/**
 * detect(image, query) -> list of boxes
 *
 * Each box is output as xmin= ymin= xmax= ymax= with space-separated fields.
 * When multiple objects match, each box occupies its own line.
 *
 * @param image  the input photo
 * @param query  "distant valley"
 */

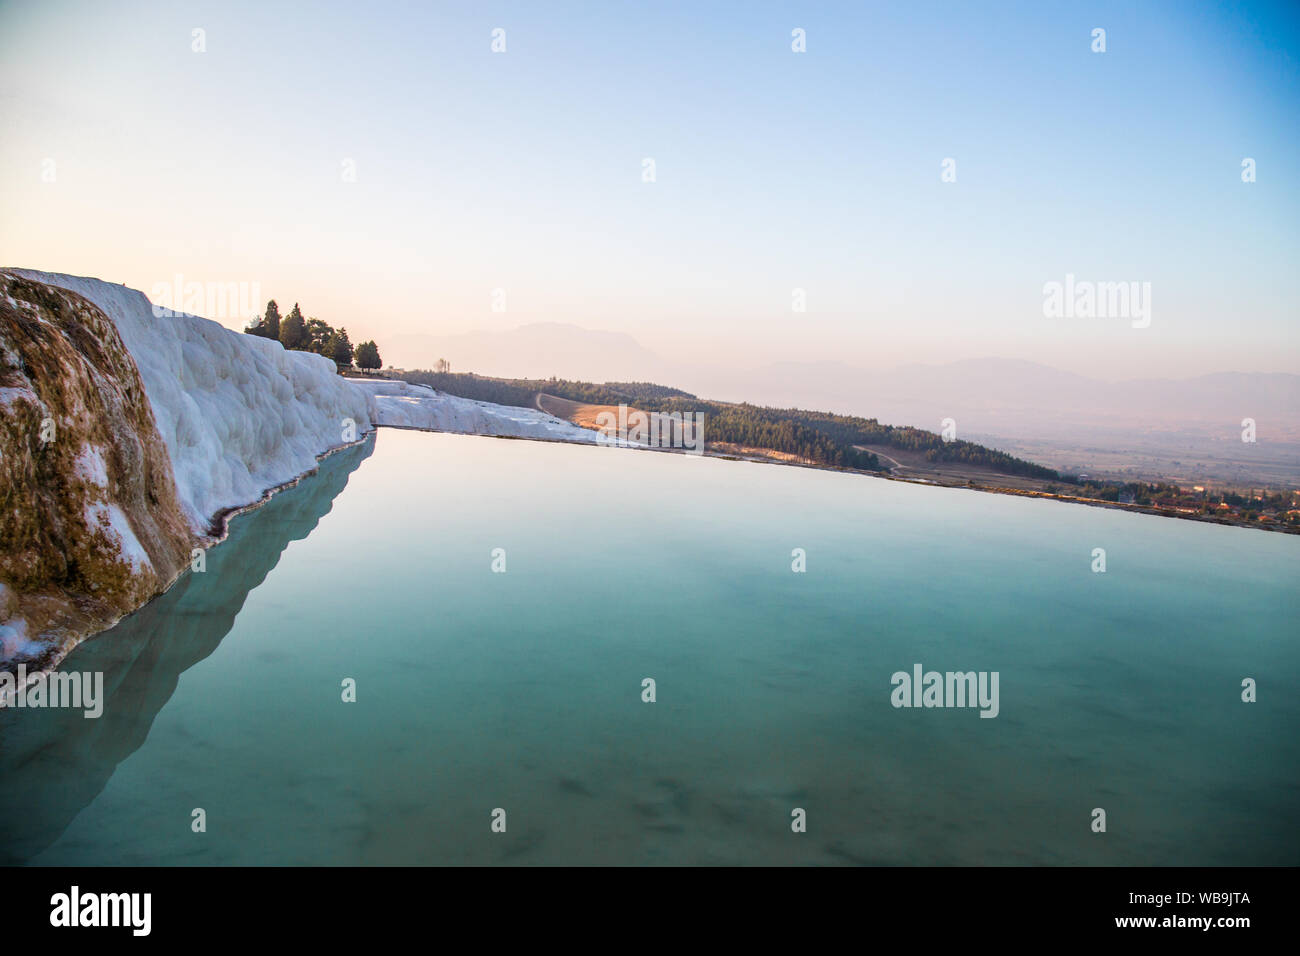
xmin=389 ymin=325 xmax=1300 ymax=489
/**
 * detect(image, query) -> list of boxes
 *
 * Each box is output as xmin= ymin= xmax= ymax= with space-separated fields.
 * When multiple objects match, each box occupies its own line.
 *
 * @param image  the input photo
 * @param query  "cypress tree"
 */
xmin=263 ymin=300 xmax=281 ymax=340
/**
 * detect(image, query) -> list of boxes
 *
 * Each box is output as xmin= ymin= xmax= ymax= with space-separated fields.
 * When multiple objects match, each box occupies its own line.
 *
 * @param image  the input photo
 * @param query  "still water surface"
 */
xmin=2 ymin=429 xmax=1296 ymax=864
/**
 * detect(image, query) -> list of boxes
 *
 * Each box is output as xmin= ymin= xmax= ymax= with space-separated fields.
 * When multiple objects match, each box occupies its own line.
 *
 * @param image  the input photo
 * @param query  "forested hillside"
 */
xmin=398 ymin=371 xmax=1062 ymax=480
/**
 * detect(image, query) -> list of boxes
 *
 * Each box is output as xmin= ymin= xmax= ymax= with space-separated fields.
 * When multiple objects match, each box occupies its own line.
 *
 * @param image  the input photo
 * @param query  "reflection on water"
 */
xmin=0 ymin=438 xmax=372 ymax=863
xmin=3 ymin=430 xmax=1298 ymax=866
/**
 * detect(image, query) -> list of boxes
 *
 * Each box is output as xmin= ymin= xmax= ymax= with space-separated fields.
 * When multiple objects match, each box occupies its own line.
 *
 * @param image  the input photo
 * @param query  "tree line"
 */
xmin=396 ymin=371 xmax=1066 ymax=477
xmin=245 ymin=300 xmax=382 ymax=371
xmin=548 ymin=380 xmax=1053 ymax=477
xmin=368 ymin=368 xmax=1300 ymax=525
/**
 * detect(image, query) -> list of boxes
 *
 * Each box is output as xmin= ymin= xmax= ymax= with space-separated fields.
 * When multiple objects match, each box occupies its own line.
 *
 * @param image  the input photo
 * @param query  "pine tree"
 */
xmin=331 ymin=327 xmax=354 ymax=367
xmin=323 ymin=332 xmax=341 ymax=365
xmin=279 ymin=303 xmax=306 ymax=350
xmin=305 ymin=317 xmax=332 ymax=354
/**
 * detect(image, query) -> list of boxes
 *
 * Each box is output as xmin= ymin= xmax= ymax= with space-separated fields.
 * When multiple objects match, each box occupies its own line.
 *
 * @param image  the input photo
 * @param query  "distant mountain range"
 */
xmin=390 ymin=325 xmax=1300 ymax=444
xmin=741 ymin=359 xmax=1300 ymax=441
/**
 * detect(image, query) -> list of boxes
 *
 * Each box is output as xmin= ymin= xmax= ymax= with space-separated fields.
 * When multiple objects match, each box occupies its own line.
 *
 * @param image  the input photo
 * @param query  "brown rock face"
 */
xmin=0 ymin=272 xmax=196 ymax=673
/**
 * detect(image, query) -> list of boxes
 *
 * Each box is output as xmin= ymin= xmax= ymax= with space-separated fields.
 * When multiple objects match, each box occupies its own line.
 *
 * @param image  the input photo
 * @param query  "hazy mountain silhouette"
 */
xmin=742 ymin=358 xmax=1300 ymax=438
xmin=391 ymin=325 xmax=1298 ymax=440
xmin=389 ymin=324 xmax=1298 ymax=483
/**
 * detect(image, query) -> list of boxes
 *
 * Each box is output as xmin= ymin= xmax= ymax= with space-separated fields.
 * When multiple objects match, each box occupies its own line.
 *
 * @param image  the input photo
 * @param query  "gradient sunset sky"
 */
xmin=1 ymin=0 xmax=1296 ymax=379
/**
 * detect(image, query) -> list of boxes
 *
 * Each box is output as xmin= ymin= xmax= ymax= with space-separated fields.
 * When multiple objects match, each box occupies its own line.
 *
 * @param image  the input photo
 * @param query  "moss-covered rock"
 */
xmin=0 ymin=272 xmax=195 ymax=672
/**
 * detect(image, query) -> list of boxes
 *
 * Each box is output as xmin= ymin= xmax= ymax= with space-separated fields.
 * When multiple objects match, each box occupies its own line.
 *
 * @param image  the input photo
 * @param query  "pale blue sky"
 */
xmin=1 ymin=0 xmax=1296 ymax=377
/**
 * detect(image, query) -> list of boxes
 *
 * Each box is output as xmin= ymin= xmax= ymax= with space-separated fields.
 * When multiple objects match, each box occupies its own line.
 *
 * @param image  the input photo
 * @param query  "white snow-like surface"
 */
xmin=86 ymin=502 xmax=152 ymax=572
xmin=0 ymin=582 xmax=34 ymax=658
xmin=12 ymin=270 xmax=373 ymax=535
xmin=0 ymin=386 xmax=33 ymax=408
xmin=74 ymin=444 xmax=109 ymax=487
xmin=349 ymin=378 xmax=597 ymax=442
xmin=0 ymin=617 xmax=35 ymax=660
